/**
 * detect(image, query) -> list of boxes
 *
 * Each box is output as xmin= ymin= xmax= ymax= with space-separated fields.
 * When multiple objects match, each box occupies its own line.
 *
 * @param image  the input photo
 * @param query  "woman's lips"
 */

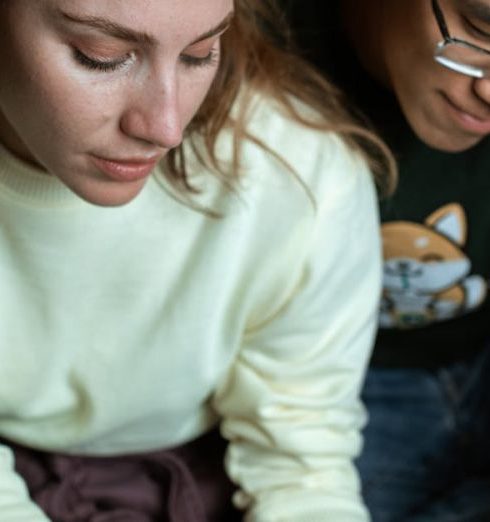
xmin=442 ymin=93 xmax=490 ymax=135
xmin=91 ymin=155 xmax=160 ymax=182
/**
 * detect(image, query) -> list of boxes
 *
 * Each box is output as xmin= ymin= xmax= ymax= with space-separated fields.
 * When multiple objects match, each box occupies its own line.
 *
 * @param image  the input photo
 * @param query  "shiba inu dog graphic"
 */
xmin=380 ymin=203 xmax=487 ymax=328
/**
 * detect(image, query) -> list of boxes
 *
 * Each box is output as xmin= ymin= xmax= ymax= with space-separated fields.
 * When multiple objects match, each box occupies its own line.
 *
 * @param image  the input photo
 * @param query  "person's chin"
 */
xmin=407 ymin=110 xmax=484 ymax=153
xmin=66 ymin=176 xmax=148 ymax=207
xmin=421 ymin=128 xmax=483 ymax=153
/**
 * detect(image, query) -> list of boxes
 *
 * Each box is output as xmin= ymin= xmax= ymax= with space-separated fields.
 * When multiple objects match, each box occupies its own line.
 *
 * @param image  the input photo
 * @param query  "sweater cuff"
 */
xmin=238 ymin=487 xmax=370 ymax=522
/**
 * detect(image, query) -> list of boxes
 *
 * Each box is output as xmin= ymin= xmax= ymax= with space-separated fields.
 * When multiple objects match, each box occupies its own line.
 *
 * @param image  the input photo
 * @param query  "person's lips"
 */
xmin=91 ymin=155 xmax=160 ymax=182
xmin=442 ymin=93 xmax=490 ymax=135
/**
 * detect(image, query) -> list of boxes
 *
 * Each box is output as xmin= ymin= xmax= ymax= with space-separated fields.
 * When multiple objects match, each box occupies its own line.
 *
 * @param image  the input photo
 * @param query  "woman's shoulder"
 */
xmin=178 ymin=89 xmax=376 ymax=221
xmin=237 ymin=90 xmax=374 ymax=198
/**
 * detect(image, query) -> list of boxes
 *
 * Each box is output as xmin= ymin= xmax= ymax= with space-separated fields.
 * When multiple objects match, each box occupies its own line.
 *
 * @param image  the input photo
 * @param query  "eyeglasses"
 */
xmin=432 ymin=0 xmax=490 ymax=78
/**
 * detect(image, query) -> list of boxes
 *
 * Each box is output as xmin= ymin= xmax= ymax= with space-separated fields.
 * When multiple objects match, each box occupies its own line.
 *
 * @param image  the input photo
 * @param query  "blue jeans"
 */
xmin=356 ymin=347 xmax=490 ymax=522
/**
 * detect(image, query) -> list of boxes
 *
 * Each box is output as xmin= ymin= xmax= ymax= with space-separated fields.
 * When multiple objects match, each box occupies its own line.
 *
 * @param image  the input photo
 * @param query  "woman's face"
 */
xmin=0 ymin=0 xmax=233 ymax=206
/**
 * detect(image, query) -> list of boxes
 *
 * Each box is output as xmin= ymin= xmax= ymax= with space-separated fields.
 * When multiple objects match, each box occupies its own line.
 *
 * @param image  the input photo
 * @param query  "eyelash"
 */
xmin=180 ymin=49 xmax=220 ymax=68
xmin=72 ymin=47 xmax=219 ymax=73
xmin=73 ymin=48 xmax=131 ymax=72
xmin=462 ymin=15 xmax=490 ymax=41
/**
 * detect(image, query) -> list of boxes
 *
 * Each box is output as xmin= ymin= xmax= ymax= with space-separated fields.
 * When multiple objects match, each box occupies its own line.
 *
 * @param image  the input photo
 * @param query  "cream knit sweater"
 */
xmin=0 ymin=96 xmax=380 ymax=521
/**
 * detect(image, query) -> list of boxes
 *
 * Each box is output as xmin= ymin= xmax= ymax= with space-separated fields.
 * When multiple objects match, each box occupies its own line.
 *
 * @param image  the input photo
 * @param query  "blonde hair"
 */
xmin=165 ymin=0 xmax=397 ymax=196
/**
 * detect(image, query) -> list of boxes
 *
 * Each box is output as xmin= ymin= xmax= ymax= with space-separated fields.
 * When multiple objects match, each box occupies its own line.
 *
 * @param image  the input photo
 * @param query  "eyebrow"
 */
xmin=57 ymin=9 xmax=234 ymax=46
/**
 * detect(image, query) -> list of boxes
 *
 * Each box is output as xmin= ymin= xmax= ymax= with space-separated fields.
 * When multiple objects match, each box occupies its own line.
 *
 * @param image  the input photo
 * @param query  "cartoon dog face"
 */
xmin=383 ymin=228 xmax=469 ymax=294
xmin=380 ymin=203 xmax=486 ymax=328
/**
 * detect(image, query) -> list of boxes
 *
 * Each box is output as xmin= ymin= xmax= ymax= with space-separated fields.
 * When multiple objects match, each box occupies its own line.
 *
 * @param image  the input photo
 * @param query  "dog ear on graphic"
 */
xmin=425 ymin=203 xmax=466 ymax=246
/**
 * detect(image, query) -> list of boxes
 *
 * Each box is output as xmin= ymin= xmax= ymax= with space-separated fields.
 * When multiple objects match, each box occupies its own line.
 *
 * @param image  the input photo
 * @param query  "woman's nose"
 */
xmin=120 ymin=75 xmax=183 ymax=150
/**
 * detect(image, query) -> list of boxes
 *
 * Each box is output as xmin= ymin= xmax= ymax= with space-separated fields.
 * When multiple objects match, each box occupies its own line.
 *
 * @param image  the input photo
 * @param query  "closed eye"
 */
xmin=72 ymin=48 xmax=134 ymax=72
xmin=462 ymin=14 xmax=490 ymax=42
xmin=180 ymin=49 xmax=219 ymax=68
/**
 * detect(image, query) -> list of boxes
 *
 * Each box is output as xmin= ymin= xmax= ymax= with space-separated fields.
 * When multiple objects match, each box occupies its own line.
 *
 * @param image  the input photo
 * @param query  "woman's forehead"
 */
xmin=38 ymin=0 xmax=234 ymax=46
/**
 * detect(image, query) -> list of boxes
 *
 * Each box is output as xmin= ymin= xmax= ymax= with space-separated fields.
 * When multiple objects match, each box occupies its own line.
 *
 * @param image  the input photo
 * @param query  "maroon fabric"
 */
xmin=4 ymin=430 xmax=241 ymax=522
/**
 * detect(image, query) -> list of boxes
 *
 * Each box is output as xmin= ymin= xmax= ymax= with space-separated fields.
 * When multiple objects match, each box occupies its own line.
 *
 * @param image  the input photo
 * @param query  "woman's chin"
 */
xmin=65 ymin=176 xmax=149 ymax=207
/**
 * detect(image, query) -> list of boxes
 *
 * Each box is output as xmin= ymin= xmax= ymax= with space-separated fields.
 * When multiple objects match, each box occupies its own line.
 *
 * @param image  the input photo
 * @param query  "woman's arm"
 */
xmin=213 ymin=135 xmax=380 ymax=521
xmin=0 ymin=444 xmax=50 ymax=521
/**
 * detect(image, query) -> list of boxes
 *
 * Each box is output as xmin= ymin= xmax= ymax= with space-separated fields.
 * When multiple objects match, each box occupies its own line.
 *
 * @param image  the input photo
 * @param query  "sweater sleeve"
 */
xmin=212 ymin=140 xmax=380 ymax=521
xmin=0 ymin=444 xmax=50 ymax=521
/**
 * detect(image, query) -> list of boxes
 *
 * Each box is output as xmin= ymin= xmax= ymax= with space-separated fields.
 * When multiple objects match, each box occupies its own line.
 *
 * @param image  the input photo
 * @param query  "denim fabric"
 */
xmin=356 ymin=346 xmax=490 ymax=522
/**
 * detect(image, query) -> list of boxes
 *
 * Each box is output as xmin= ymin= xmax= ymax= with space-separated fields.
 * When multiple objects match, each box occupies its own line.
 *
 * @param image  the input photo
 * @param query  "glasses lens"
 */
xmin=435 ymin=41 xmax=488 ymax=77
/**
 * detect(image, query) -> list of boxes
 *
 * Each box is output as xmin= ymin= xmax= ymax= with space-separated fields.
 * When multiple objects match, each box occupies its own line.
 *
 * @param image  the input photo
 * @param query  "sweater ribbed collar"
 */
xmin=0 ymin=145 xmax=85 ymax=208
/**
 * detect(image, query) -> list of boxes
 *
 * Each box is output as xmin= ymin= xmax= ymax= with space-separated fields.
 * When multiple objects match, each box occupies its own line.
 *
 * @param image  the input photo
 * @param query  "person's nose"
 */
xmin=472 ymin=77 xmax=490 ymax=109
xmin=120 ymin=71 xmax=183 ymax=150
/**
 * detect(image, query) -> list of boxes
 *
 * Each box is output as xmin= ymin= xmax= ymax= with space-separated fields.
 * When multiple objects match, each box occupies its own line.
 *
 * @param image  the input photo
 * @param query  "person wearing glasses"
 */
xmin=281 ymin=0 xmax=490 ymax=520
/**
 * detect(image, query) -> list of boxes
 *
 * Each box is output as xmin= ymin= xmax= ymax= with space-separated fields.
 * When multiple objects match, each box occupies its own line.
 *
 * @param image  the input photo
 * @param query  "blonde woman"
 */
xmin=0 ymin=0 xmax=392 ymax=520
